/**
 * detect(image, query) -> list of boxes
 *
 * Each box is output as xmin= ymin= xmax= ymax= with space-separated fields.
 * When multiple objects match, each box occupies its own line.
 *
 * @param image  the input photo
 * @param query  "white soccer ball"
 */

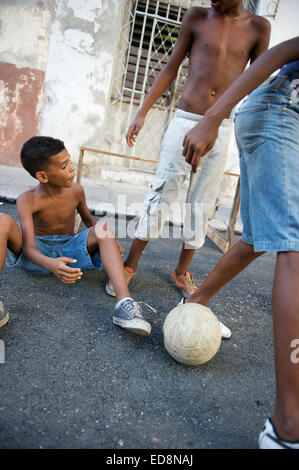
xmin=163 ymin=303 xmax=222 ymax=366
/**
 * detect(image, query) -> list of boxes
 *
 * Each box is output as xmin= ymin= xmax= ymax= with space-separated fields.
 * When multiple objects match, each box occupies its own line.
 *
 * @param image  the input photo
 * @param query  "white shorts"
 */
xmin=135 ymin=109 xmax=231 ymax=248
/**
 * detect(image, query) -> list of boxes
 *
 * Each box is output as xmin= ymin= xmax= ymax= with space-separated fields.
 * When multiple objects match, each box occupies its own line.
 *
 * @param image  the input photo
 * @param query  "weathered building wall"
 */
xmin=0 ymin=0 xmax=122 ymax=169
xmin=259 ymin=0 xmax=299 ymax=47
xmin=1 ymin=0 xmax=298 ymax=179
xmin=38 ymin=0 xmax=122 ymax=168
xmin=0 ymin=63 xmax=45 ymax=165
xmin=0 ymin=0 xmax=53 ymax=166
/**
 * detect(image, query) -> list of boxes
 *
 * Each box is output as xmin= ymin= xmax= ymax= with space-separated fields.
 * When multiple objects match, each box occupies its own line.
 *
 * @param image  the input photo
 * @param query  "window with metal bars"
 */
xmin=123 ymin=0 xmax=188 ymax=107
xmin=243 ymin=0 xmax=260 ymax=14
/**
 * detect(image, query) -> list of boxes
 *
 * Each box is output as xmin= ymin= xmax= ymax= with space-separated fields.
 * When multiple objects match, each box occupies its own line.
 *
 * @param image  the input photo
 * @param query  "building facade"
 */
xmin=0 ymin=0 xmax=297 ymax=187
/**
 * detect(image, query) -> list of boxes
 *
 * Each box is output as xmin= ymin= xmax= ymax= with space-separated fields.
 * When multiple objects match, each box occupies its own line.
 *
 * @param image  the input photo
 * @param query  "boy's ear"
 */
xmin=35 ymin=171 xmax=48 ymax=183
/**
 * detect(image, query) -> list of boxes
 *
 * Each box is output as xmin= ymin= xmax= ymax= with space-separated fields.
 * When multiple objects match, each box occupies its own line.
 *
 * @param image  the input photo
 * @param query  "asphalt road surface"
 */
xmin=0 ymin=202 xmax=277 ymax=449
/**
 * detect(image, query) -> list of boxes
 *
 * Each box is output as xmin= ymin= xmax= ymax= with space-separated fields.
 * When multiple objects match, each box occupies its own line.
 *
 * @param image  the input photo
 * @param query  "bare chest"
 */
xmin=190 ymin=19 xmax=256 ymax=64
xmin=33 ymin=195 xmax=79 ymax=234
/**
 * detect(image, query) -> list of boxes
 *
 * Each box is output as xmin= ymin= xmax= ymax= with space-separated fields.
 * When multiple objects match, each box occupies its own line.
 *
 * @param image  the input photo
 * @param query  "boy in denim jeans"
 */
xmin=182 ymin=37 xmax=299 ymax=449
xmin=0 ymin=136 xmax=152 ymax=336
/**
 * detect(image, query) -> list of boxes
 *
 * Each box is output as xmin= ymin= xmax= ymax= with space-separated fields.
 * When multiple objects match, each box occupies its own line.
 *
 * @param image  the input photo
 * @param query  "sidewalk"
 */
xmin=0 ymin=164 xmax=242 ymax=234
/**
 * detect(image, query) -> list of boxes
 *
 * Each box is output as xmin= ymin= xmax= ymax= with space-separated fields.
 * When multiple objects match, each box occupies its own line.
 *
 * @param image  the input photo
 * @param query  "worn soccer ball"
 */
xmin=163 ymin=303 xmax=222 ymax=366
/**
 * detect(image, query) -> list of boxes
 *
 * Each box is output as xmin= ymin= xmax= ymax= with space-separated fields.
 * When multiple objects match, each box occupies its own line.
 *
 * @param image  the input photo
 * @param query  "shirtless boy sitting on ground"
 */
xmin=106 ymin=0 xmax=271 ymax=309
xmin=0 ymin=136 xmax=151 ymax=336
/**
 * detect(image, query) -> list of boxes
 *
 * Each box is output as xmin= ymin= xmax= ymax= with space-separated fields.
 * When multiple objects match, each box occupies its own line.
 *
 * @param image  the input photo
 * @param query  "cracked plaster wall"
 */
xmin=1 ymin=0 xmax=298 ymax=178
xmin=0 ymin=0 xmax=121 ymax=168
xmin=0 ymin=0 xmax=53 ymax=165
xmin=259 ymin=0 xmax=299 ymax=47
xmin=38 ymin=0 xmax=122 ymax=167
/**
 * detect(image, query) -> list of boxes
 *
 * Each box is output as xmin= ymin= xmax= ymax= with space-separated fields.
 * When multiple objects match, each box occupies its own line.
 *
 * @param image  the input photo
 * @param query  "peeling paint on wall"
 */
xmin=0 ymin=0 xmax=53 ymax=166
xmin=39 ymin=0 xmax=122 ymax=161
xmin=0 ymin=62 xmax=45 ymax=166
xmin=0 ymin=1 xmax=53 ymax=71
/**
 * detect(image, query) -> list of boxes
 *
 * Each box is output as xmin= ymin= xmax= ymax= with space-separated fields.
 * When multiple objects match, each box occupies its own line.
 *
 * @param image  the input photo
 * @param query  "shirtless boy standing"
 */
xmin=0 ymin=136 xmax=151 ymax=336
xmin=105 ymin=0 xmax=271 ymax=301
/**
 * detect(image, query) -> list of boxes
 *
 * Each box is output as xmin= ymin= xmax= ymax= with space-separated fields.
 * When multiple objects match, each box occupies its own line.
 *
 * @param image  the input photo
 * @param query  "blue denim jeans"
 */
xmin=235 ymin=75 xmax=299 ymax=252
xmin=6 ymin=228 xmax=102 ymax=274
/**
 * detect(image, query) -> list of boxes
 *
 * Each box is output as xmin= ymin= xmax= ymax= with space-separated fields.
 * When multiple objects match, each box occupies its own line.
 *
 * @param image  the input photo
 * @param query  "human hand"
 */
xmin=49 ymin=257 xmax=82 ymax=284
xmin=126 ymin=114 xmax=145 ymax=148
xmin=183 ymin=116 xmax=220 ymax=173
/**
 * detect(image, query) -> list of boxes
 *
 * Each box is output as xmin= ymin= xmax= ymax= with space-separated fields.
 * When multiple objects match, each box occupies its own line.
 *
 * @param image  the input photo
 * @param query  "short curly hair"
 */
xmin=21 ymin=136 xmax=65 ymax=178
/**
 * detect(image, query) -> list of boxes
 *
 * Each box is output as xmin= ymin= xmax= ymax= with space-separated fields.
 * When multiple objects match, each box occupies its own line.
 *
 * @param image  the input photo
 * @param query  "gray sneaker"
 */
xmin=0 ymin=301 xmax=9 ymax=329
xmin=113 ymin=299 xmax=152 ymax=336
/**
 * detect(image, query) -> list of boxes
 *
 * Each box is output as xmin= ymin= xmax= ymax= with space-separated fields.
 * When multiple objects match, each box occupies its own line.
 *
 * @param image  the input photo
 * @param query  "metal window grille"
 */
xmin=261 ymin=0 xmax=280 ymax=18
xmin=243 ymin=0 xmax=260 ymax=13
xmin=100 ymin=0 xmax=194 ymax=171
xmin=121 ymin=1 xmax=188 ymax=106
xmin=100 ymin=0 xmax=260 ymax=173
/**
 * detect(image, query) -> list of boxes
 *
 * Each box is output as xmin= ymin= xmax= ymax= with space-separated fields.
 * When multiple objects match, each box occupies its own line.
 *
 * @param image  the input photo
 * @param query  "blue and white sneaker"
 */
xmin=177 ymin=298 xmax=231 ymax=339
xmin=259 ymin=418 xmax=299 ymax=449
xmin=0 ymin=300 xmax=9 ymax=329
xmin=113 ymin=298 xmax=152 ymax=336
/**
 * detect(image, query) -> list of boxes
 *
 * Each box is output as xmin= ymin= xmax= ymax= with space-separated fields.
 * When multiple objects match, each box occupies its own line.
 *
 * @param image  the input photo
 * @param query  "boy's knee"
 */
xmin=240 ymin=240 xmax=261 ymax=259
xmin=0 ymin=213 xmax=15 ymax=234
xmin=94 ymin=220 xmax=115 ymax=240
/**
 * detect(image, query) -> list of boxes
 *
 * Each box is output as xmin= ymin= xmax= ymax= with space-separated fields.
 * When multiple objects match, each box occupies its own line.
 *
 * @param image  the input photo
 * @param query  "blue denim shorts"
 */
xmin=6 ymin=228 xmax=102 ymax=274
xmin=235 ymin=75 xmax=299 ymax=252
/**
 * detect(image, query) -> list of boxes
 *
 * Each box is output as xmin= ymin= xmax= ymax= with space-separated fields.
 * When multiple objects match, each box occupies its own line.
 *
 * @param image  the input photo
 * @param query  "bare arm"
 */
xmin=183 ymin=36 xmax=299 ymax=173
xmin=17 ymin=194 xmax=82 ymax=284
xmin=126 ymin=8 xmax=194 ymax=147
xmin=17 ymin=193 xmax=54 ymax=270
xmin=75 ymin=184 xmax=96 ymax=228
xmin=249 ymin=16 xmax=271 ymax=63
xmin=75 ymin=184 xmax=124 ymax=255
